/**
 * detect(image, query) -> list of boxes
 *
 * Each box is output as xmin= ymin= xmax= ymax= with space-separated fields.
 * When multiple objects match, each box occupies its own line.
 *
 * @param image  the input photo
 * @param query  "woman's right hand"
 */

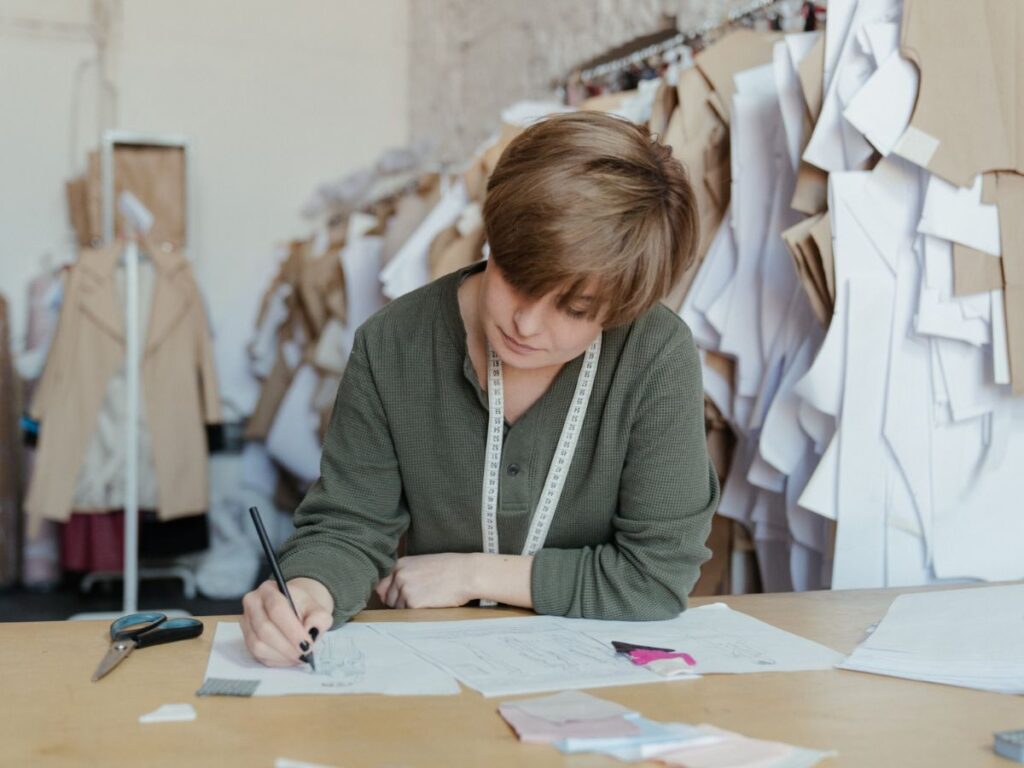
xmin=241 ymin=577 xmax=335 ymax=667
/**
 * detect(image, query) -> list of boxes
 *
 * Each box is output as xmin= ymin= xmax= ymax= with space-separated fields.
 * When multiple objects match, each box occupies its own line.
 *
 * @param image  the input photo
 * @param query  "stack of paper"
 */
xmin=498 ymin=691 xmax=836 ymax=766
xmin=840 ymin=584 xmax=1024 ymax=695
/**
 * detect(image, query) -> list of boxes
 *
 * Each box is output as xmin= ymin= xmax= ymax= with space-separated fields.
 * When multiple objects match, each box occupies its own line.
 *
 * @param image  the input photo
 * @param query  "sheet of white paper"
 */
xmin=760 ymin=320 xmax=823 ymax=477
xmin=917 ymin=175 xmax=1001 ymax=256
xmin=775 ymin=38 xmax=811 ymax=170
xmin=803 ymin=0 xmax=899 ymax=172
xmin=884 ymin=240 xmax=935 ymax=558
xmin=575 ymin=603 xmax=843 ymax=674
xmin=275 ymin=759 xmax=338 ymax=768
xmin=786 ymin=30 xmax=822 ymax=74
xmin=682 ymin=215 xmax=736 ymax=349
xmin=821 ymin=0 xmax=857 ymax=94
xmin=841 ymin=584 xmax=1024 ymax=694
xmin=798 ymin=399 xmax=834 ymax=455
xmin=930 ymin=400 xmax=1024 ymax=581
xmin=380 ymin=179 xmax=467 ymax=299
xmin=796 ymin=159 xmax=912 ymax=425
xmin=138 ymin=703 xmax=196 ymax=724
xmin=843 ymin=51 xmax=919 ymax=157
xmin=378 ymin=617 xmax=667 ymax=698
xmin=719 ymin=66 xmax=781 ymax=399
xmin=338 ymin=232 xmax=385 ymax=360
xmin=915 ymin=236 xmax=991 ymax=346
xmin=797 ymin=429 xmax=838 ymax=521
xmin=786 ymin=447 xmax=832 ymax=565
xmin=202 ymin=622 xmax=461 ymax=696
xmin=758 ymin=194 xmax=803 ymax=403
xmin=832 ymin=276 xmax=893 ymax=589
xmin=717 ymin=438 xmax=759 ymax=527
xmin=991 ymin=289 xmax=1011 ymax=385
xmin=860 ymin=20 xmax=900 ymax=64
xmin=934 ymin=337 xmax=1005 ymax=421
xmin=265 ymin=364 xmax=323 ymax=485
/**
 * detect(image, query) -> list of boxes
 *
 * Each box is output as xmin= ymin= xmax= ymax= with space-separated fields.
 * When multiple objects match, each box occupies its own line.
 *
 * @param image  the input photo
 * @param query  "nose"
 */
xmin=513 ymin=301 xmax=544 ymax=338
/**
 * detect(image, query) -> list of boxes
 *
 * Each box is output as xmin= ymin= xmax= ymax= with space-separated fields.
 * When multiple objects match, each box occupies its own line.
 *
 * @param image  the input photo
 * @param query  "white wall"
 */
xmin=0 ymin=0 xmax=409 ymax=414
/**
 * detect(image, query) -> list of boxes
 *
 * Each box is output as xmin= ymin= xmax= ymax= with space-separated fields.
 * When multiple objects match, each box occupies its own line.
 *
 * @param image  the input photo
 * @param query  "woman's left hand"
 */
xmin=375 ymin=553 xmax=479 ymax=609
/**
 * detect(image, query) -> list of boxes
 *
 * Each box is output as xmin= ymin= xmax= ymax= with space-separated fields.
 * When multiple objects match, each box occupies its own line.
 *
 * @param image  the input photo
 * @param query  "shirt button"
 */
xmin=506 ymin=463 xmax=521 ymax=477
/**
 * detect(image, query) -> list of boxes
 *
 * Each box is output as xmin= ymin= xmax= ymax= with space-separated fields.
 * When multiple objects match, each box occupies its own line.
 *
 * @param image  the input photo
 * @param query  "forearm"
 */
xmin=471 ymin=553 xmax=534 ymax=608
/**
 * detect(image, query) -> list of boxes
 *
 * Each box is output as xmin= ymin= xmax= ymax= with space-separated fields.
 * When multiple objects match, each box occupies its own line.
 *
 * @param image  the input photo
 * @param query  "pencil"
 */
xmin=248 ymin=505 xmax=316 ymax=671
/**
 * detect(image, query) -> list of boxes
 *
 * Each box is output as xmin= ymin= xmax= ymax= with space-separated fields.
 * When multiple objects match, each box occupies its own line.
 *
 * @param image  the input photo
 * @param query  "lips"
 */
xmin=500 ymin=328 xmax=538 ymax=354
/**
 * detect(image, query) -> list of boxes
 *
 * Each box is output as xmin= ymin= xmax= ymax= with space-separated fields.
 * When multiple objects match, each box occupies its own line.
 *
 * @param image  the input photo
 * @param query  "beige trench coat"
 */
xmin=25 ymin=241 xmax=221 ymax=534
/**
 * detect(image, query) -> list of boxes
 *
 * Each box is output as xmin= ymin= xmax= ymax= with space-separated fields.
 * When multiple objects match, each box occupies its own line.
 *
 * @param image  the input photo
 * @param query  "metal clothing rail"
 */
xmin=574 ymin=0 xmax=792 ymax=83
xmin=72 ymin=131 xmax=194 ymax=620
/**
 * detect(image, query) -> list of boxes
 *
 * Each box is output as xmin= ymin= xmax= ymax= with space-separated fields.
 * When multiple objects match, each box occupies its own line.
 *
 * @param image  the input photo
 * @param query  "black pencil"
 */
xmin=248 ymin=505 xmax=316 ymax=671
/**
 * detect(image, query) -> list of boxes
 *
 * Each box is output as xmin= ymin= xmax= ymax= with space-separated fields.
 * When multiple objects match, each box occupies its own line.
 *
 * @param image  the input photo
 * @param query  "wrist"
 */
xmin=463 ymin=553 xmax=487 ymax=601
xmin=288 ymin=577 xmax=335 ymax=614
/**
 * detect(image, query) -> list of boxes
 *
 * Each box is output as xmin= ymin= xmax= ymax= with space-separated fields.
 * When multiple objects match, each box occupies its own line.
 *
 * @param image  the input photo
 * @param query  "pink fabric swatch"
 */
xmin=498 ymin=707 xmax=643 ymax=744
xmin=628 ymin=649 xmax=697 ymax=667
xmin=659 ymin=725 xmax=794 ymax=768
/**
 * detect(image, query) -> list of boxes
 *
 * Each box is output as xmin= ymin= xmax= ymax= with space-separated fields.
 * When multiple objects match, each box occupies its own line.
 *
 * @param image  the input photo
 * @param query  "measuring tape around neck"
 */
xmin=479 ymin=336 xmax=601 ymax=605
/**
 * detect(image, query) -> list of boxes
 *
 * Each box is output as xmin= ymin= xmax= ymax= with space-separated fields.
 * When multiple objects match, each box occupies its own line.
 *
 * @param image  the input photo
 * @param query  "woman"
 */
xmin=242 ymin=111 xmax=720 ymax=667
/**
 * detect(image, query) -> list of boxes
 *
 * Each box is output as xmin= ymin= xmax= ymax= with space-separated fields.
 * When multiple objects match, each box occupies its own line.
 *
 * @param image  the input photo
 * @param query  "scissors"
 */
xmin=92 ymin=612 xmax=204 ymax=681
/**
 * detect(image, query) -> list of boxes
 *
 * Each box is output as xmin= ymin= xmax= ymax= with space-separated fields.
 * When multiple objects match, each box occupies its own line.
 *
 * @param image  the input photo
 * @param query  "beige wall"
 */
xmin=0 ymin=0 xmax=409 ymax=413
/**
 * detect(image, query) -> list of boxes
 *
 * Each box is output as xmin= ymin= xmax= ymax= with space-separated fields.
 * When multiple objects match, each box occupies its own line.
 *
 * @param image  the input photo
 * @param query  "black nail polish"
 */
xmin=299 ymin=640 xmax=310 ymax=652
xmin=310 ymin=628 xmax=319 ymax=641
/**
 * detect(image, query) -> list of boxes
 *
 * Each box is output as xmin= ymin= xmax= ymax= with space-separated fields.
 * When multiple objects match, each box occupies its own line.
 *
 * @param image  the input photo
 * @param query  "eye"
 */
xmin=564 ymin=307 xmax=589 ymax=320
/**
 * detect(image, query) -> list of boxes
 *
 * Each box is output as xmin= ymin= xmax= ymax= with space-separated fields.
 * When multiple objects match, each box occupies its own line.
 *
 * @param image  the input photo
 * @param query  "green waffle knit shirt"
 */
xmin=277 ymin=263 xmax=720 ymax=626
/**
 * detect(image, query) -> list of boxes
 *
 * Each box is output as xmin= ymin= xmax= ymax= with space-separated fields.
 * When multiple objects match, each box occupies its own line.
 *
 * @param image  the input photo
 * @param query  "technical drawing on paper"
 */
xmin=379 ymin=617 xmax=669 ymax=697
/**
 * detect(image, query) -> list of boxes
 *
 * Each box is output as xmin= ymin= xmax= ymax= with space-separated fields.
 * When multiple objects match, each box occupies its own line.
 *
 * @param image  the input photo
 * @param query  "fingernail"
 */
xmin=310 ymin=628 xmax=319 ymax=641
xmin=299 ymin=640 xmax=310 ymax=652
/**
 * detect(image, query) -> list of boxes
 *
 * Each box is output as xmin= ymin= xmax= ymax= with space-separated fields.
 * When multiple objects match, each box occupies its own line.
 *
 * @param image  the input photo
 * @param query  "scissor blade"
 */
xmin=92 ymin=640 xmax=135 ymax=681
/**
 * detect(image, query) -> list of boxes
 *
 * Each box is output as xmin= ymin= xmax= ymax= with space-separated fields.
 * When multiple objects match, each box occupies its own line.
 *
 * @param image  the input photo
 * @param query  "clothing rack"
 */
xmin=571 ymin=0 xmax=803 ymax=84
xmin=72 ymin=131 xmax=194 ymax=619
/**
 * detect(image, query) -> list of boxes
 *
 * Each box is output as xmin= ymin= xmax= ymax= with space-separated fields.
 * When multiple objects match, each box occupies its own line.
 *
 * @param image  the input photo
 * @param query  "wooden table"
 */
xmin=0 ymin=585 xmax=1019 ymax=767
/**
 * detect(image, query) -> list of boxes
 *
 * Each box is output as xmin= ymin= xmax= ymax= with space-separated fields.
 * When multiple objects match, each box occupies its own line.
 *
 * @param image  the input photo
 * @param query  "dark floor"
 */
xmin=0 ymin=572 xmax=260 ymax=622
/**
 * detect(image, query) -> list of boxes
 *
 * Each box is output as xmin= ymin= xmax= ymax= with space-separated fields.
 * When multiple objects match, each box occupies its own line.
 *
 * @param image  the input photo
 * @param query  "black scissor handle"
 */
xmin=110 ymin=612 xmax=167 ymax=641
xmin=134 ymin=617 xmax=204 ymax=648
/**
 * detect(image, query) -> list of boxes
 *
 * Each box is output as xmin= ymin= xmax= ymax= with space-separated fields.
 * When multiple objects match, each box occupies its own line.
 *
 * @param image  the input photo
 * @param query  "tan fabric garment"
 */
xmin=71 ymin=261 xmax=159 ymax=511
xmin=25 ymin=241 xmax=221 ymax=533
xmin=661 ymin=66 xmax=730 ymax=311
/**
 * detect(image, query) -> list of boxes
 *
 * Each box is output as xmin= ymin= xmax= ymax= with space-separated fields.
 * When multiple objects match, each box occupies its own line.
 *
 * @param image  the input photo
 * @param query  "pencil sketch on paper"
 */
xmin=201 ymin=622 xmax=460 ymax=696
xmin=315 ymin=633 xmax=367 ymax=687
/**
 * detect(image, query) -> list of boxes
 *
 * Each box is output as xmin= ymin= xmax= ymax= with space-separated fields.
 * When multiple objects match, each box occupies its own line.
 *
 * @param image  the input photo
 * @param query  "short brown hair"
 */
xmin=482 ymin=111 xmax=698 ymax=327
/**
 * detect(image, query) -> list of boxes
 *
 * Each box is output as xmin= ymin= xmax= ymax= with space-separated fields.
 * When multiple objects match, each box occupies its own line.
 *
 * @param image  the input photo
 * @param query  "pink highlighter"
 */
xmin=612 ymin=640 xmax=697 ymax=668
